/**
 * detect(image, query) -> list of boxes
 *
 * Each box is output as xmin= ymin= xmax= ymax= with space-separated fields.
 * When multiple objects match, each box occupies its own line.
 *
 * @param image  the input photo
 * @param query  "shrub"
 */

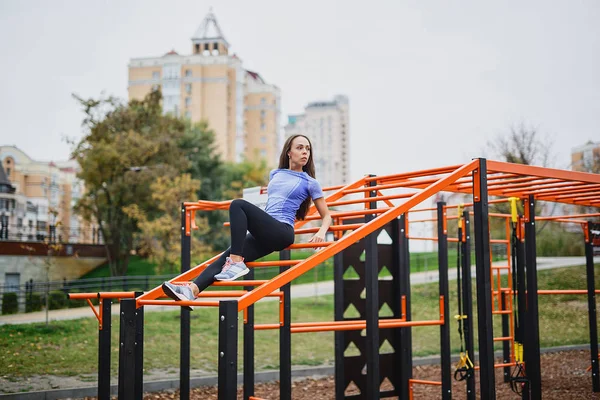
xmin=2 ymin=292 xmax=19 ymax=315
xmin=26 ymin=293 xmax=43 ymax=313
xmin=48 ymin=290 xmax=68 ymax=310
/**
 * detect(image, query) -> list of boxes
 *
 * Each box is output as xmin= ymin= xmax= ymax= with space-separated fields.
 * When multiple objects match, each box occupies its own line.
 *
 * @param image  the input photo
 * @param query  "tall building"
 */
xmin=127 ymin=10 xmax=280 ymax=168
xmin=0 ymin=146 xmax=96 ymax=244
xmin=571 ymin=141 xmax=600 ymax=172
xmin=284 ymin=95 xmax=350 ymax=188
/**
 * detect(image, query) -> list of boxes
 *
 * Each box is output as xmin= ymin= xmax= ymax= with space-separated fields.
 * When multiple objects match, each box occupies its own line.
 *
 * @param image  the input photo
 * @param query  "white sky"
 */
xmin=1 ymin=0 xmax=598 ymax=181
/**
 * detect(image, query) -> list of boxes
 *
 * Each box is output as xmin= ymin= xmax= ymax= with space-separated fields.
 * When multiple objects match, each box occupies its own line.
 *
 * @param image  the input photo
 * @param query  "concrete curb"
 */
xmin=0 ymin=344 xmax=592 ymax=399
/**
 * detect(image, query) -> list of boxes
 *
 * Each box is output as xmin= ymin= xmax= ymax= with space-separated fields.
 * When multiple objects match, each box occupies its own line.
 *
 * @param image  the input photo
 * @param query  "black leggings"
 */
xmin=193 ymin=199 xmax=295 ymax=292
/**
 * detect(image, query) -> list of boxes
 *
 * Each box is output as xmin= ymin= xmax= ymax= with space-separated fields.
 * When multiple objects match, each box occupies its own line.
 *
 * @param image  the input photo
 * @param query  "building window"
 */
xmin=260 ymin=97 xmax=266 ymax=105
xmin=260 ymin=110 xmax=266 ymax=118
xmin=260 ymin=149 xmax=267 ymax=157
xmin=152 ymin=71 xmax=160 ymax=79
xmin=185 ymin=111 xmax=191 ymax=119
xmin=185 ymin=97 xmax=191 ymax=107
xmin=185 ymin=83 xmax=192 ymax=94
xmin=6 ymin=168 xmax=10 ymax=176
xmin=261 ymin=123 xmax=266 ymax=131
xmin=260 ymin=136 xmax=267 ymax=144
xmin=185 ymin=69 xmax=192 ymax=77
xmin=17 ymin=218 xmax=22 ymax=228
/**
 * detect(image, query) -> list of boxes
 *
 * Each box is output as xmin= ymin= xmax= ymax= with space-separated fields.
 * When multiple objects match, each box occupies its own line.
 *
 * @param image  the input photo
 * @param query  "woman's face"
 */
xmin=288 ymin=136 xmax=311 ymax=169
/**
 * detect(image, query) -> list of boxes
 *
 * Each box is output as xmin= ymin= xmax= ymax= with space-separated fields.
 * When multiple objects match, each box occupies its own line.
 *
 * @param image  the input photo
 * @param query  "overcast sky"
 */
xmin=0 ymin=0 xmax=598 ymax=181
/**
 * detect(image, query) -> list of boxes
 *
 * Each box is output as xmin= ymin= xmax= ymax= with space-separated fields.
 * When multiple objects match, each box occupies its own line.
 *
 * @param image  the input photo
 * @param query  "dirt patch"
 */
xmin=76 ymin=349 xmax=598 ymax=400
xmin=3 ymin=349 xmax=599 ymax=399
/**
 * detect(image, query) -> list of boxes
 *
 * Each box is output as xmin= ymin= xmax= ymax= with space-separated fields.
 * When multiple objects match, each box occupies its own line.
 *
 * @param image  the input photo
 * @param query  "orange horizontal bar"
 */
xmin=291 ymin=318 xmax=444 ymax=333
xmin=494 ymin=336 xmax=513 ymax=342
xmin=327 ymin=192 xmax=415 ymax=207
xmin=536 ymin=213 xmax=600 ymax=220
xmin=407 ymin=236 xmax=439 ymax=241
xmin=211 ymin=280 xmax=269 ymax=286
xmin=69 ymin=292 xmax=136 ymax=300
xmin=254 ymin=324 xmax=282 ymax=330
xmin=366 ymin=164 xmax=467 ymax=183
xmin=303 ymin=207 xmax=391 ymax=222
xmin=409 ymin=218 xmax=436 ymax=223
xmin=538 ymin=290 xmax=600 ymax=295
xmin=246 ymin=260 xmax=300 ymax=267
xmin=294 ymin=223 xmax=363 ymax=234
xmin=492 ymin=310 xmax=512 ymax=315
xmin=288 ymin=242 xmax=335 ymax=249
xmin=137 ymin=300 xmax=220 ymax=307
xmin=409 ymin=379 xmax=442 ymax=386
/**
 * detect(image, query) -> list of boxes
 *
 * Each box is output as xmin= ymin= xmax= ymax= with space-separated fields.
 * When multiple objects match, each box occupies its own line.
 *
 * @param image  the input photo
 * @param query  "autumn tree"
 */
xmin=123 ymin=174 xmax=211 ymax=274
xmin=73 ymin=90 xmax=192 ymax=276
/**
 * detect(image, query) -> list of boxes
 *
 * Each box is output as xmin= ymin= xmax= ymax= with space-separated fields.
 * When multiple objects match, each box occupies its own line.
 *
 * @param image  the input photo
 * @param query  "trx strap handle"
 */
xmin=453 ymin=205 xmax=474 ymax=381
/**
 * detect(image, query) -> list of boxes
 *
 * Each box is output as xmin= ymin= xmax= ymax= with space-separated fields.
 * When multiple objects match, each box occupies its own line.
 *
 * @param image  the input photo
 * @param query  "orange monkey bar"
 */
xmin=68 ymin=292 xmax=136 ymax=329
xmin=409 ymin=379 xmax=442 ymax=400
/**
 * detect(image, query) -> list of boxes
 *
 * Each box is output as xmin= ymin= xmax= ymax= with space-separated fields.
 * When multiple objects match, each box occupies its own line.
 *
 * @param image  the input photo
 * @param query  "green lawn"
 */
xmin=1 ymin=264 xmax=597 ymax=380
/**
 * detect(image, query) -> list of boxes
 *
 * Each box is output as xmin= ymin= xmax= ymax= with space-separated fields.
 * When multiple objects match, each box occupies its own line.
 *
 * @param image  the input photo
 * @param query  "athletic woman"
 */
xmin=162 ymin=134 xmax=331 ymax=306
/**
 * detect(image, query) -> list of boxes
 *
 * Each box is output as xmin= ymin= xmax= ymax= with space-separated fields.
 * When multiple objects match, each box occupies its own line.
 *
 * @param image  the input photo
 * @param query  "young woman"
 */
xmin=162 ymin=134 xmax=331 ymax=306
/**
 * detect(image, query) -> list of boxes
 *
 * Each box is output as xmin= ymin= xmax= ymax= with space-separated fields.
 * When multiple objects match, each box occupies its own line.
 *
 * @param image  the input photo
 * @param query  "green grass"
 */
xmin=80 ymin=256 xmax=159 ymax=279
xmin=1 ymin=264 xmax=597 ymax=379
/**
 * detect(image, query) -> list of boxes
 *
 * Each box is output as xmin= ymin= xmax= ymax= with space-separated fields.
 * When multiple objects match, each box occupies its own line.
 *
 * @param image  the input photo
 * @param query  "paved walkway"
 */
xmin=0 ymin=256 xmax=595 ymax=326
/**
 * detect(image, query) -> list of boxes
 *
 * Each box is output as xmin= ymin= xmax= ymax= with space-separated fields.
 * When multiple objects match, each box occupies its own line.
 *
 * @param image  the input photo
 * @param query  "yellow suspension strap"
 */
xmin=454 ymin=205 xmax=474 ymax=381
xmin=508 ymin=197 xmax=528 ymax=395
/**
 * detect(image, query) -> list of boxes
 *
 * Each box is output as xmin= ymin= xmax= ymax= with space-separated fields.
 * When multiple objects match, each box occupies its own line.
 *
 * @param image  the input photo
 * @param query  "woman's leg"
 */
xmin=192 ymin=233 xmax=274 ymax=293
xmin=229 ymin=199 xmax=295 ymax=256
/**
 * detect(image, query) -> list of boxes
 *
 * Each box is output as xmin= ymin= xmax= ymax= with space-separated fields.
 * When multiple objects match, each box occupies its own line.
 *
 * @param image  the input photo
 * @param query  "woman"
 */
xmin=162 ymin=134 xmax=331 ymax=306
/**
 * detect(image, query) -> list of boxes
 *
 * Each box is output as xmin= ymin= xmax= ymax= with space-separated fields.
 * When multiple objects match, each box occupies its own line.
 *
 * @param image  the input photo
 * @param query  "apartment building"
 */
xmin=284 ymin=95 xmax=350 ymax=188
xmin=0 ymin=146 xmax=97 ymax=243
xmin=128 ymin=10 xmax=280 ymax=168
xmin=571 ymin=141 xmax=600 ymax=172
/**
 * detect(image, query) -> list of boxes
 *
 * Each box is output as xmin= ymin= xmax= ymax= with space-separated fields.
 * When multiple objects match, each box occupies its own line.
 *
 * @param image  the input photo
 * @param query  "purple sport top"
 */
xmin=264 ymin=169 xmax=324 ymax=226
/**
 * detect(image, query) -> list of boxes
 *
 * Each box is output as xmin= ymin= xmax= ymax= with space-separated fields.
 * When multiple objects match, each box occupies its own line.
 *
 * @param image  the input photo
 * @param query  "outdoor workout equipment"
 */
xmin=69 ymin=159 xmax=599 ymax=400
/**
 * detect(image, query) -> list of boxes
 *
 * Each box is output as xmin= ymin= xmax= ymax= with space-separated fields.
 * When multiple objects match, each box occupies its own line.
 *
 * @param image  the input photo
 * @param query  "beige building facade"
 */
xmin=0 ymin=146 xmax=97 ymax=244
xmin=128 ymin=11 xmax=280 ymax=168
xmin=284 ymin=95 xmax=350 ymax=188
xmin=571 ymin=141 xmax=600 ymax=172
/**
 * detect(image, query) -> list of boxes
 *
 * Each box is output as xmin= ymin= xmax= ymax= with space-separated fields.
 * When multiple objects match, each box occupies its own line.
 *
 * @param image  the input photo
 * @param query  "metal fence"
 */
xmin=0 ymin=275 xmax=177 ymax=314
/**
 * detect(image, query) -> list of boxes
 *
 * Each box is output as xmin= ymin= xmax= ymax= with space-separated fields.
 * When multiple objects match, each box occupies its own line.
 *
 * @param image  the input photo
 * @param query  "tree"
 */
xmin=123 ymin=174 xmax=210 ymax=274
xmin=73 ymin=90 xmax=191 ymax=276
xmin=486 ymin=122 xmax=557 ymax=236
xmin=487 ymin=122 xmax=554 ymax=167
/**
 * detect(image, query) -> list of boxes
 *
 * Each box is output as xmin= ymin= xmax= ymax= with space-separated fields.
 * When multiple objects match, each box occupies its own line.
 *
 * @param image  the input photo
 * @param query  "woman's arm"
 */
xmin=308 ymin=197 xmax=332 ymax=244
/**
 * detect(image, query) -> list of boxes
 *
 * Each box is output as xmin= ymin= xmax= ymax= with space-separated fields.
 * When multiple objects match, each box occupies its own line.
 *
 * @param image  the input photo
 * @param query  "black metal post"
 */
xmin=218 ymin=300 xmax=239 ymax=400
xmin=118 ymin=298 xmax=143 ymax=399
xmin=180 ymin=204 xmax=191 ymax=400
xmin=585 ymin=222 xmax=599 ymax=392
xmin=134 ymin=291 xmax=144 ymax=400
xmin=243 ymin=266 xmax=255 ymax=400
xmin=437 ymin=203 xmax=452 ymax=400
xmin=365 ymin=178 xmax=380 ymax=399
xmin=501 ymin=291 xmax=510 ymax=383
xmin=333 ymin=247 xmax=345 ymax=399
xmin=472 ymin=159 xmax=495 ymax=399
xmin=516 ymin=215 xmax=528 ymax=400
xmin=524 ymin=195 xmax=541 ymax=400
xmin=397 ymin=214 xmax=412 ymax=399
xmin=462 ymin=211 xmax=476 ymax=400
xmin=98 ymin=298 xmax=112 ymax=400
xmin=279 ymin=249 xmax=292 ymax=400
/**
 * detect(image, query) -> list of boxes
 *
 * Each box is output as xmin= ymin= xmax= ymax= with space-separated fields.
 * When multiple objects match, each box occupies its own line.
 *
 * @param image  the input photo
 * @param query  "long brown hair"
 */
xmin=278 ymin=135 xmax=316 ymax=221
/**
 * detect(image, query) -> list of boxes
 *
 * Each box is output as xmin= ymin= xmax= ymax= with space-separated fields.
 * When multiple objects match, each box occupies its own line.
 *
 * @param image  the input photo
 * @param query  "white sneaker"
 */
xmin=162 ymin=281 xmax=195 ymax=311
xmin=214 ymin=257 xmax=250 ymax=281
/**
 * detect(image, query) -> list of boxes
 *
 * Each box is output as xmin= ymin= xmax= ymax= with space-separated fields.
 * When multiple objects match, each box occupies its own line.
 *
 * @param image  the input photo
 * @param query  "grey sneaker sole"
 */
xmin=215 ymin=267 xmax=250 ymax=281
xmin=161 ymin=283 xmax=194 ymax=311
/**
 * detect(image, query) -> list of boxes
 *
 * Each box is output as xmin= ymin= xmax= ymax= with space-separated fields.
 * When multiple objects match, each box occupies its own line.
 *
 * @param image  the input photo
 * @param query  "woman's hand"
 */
xmin=308 ymin=232 xmax=326 ymax=244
